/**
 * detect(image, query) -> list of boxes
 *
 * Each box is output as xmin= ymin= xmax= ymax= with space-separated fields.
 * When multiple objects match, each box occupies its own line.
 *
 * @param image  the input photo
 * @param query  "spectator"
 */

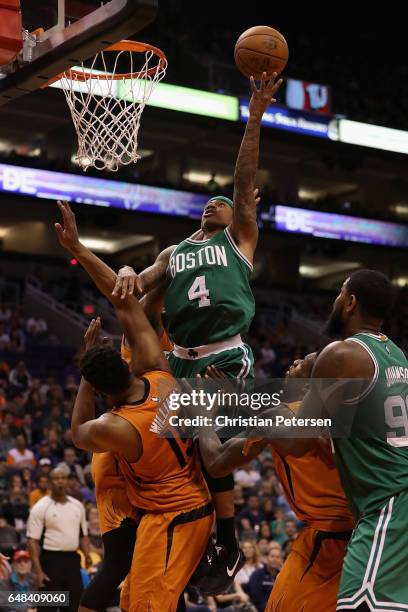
xmin=37 ymin=458 xmax=52 ymax=477
xmin=42 ymin=404 xmax=68 ymax=433
xmin=7 ymin=434 xmax=36 ymax=470
xmin=235 ymin=540 xmax=262 ymax=596
xmin=64 ymin=376 xmax=78 ymax=400
xmin=270 ymin=508 xmax=286 ymax=546
xmin=3 ymin=475 xmax=28 ymax=531
xmin=261 ymin=498 xmax=276 ymax=523
xmin=0 ymin=423 xmax=15 ymax=460
xmin=233 ymin=485 xmax=245 ymax=514
xmin=29 ymin=476 xmax=50 ymax=508
xmin=0 ymin=324 xmax=11 ymax=351
xmin=283 ymin=519 xmax=298 ymax=546
xmin=57 ymin=447 xmax=85 ymax=485
xmin=2 ymin=411 xmax=20 ymax=437
xmin=237 ymin=492 xmax=265 ymax=532
xmin=267 ymin=541 xmax=282 ymax=554
xmin=21 ymin=414 xmax=33 ymax=446
xmin=184 ymin=586 xmax=217 ymax=611
xmin=21 ymin=467 xmax=34 ymax=493
xmin=0 ymin=306 xmax=11 ymax=323
xmin=9 ymin=362 xmax=32 ymax=391
xmin=234 ymin=462 xmax=261 ymax=489
xmin=0 ymin=462 xmax=8 ymax=498
xmin=256 ymin=538 xmax=270 ymax=564
xmin=46 ymin=430 xmax=64 ymax=462
xmin=66 ymin=474 xmax=84 ymax=502
xmin=0 ymin=512 xmax=20 ymax=556
xmin=214 ymin=581 xmax=253 ymax=610
xmin=26 ymin=380 xmax=42 ymax=413
xmin=248 ymin=548 xmax=283 ymax=612
xmin=26 ymin=316 xmax=47 ymax=337
xmin=10 ymin=327 xmax=26 ymax=353
xmin=7 ymin=549 xmax=37 ymax=594
xmin=258 ymin=522 xmax=272 ymax=540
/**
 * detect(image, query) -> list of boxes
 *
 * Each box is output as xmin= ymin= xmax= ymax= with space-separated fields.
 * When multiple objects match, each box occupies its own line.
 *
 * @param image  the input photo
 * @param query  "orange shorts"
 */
xmin=266 ymin=526 xmax=352 ymax=612
xmin=121 ymin=501 xmax=214 ymax=612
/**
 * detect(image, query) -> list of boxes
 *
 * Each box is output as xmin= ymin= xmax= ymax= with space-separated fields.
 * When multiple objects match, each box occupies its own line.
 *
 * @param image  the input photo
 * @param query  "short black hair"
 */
xmin=79 ymin=345 xmax=131 ymax=395
xmin=347 ymin=269 xmax=393 ymax=320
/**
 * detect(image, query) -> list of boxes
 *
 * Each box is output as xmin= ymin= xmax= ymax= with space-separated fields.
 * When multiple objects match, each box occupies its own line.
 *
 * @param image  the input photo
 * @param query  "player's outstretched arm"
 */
xmin=231 ymin=71 xmax=282 ymax=259
xmin=55 ymin=199 xmax=174 ymax=299
xmin=55 ymin=200 xmax=129 ymax=306
xmin=55 ymin=202 xmax=169 ymax=374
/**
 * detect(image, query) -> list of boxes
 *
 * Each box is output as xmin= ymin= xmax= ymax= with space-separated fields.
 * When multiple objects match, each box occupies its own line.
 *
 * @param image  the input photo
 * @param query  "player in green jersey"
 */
xmin=112 ymin=72 xmax=282 ymax=380
xmin=296 ymin=269 xmax=408 ymax=611
xmin=112 ymin=72 xmax=282 ymax=592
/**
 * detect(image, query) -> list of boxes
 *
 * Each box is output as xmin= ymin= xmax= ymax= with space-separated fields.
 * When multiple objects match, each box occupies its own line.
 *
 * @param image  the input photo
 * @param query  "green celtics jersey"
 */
xmin=164 ymin=228 xmax=255 ymax=347
xmin=334 ymin=332 xmax=408 ymax=518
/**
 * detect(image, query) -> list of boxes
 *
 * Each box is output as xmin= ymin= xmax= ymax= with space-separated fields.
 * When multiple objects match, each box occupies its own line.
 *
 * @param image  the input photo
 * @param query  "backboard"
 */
xmin=0 ymin=0 xmax=158 ymax=107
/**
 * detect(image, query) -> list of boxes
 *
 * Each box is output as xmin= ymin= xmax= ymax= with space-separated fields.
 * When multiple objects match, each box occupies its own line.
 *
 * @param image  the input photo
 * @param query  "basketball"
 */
xmin=234 ymin=26 xmax=289 ymax=79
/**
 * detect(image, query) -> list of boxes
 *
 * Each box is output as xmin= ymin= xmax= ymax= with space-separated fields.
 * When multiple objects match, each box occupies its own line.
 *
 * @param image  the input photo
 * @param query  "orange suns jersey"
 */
xmin=112 ymin=370 xmax=210 ymax=513
xmin=121 ymin=330 xmax=173 ymax=365
xmin=244 ymin=403 xmax=354 ymax=532
xmin=91 ymin=451 xmax=138 ymax=534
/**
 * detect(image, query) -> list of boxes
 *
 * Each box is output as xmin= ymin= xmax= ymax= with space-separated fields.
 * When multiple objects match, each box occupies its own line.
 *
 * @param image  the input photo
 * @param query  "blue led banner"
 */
xmin=272 ymin=205 xmax=408 ymax=248
xmin=239 ymin=100 xmax=335 ymax=139
xmin=0 ymin=163 xmax=208 ymax=218
xmin=2 ymin=163 xmax=408 ymax=249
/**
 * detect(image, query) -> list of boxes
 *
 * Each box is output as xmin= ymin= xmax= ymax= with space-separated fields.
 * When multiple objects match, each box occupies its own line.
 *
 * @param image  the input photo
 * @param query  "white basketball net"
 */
xmin=58 ymin=45 xmax=167 ymax=171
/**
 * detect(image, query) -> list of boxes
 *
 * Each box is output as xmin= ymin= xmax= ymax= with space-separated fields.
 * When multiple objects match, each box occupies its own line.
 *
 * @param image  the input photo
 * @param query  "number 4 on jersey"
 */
xmin=188 ymin=275 xmax=211 ymax=308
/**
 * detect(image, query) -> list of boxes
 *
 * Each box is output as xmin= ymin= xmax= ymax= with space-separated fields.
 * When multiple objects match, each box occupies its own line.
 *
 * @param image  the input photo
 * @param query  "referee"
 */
xmin=27 ymin=468 xmax=91 ymax=612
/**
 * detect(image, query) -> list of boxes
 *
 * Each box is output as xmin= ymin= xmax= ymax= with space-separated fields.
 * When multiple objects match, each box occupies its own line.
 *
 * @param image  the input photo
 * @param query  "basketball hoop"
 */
xmin=53 ymin=40 xmax=167 ymax=171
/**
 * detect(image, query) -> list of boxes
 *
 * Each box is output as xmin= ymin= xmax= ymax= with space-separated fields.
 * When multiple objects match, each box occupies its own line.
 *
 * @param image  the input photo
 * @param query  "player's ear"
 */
xmin=346 ymin=293 xmax=358 ymax=313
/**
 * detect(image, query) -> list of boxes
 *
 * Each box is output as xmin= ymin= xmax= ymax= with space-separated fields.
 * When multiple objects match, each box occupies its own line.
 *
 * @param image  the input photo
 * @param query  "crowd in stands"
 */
xmin=0 ymin=306 xmax=54 ymax=354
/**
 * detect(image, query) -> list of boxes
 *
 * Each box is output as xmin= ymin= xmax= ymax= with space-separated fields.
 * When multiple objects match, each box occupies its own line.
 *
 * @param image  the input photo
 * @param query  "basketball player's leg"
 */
xmin=124 ymin=503 xmax=214 ymax=612
xmin=337 ymin=491 xmax=408 ymax=610
xmin=169 ymin=345 xmax=253 ymax=547
xmin=80 ymin=519 xmax=137 ymax=612
xmin=268 ymin=527 xmax=349 ymax=612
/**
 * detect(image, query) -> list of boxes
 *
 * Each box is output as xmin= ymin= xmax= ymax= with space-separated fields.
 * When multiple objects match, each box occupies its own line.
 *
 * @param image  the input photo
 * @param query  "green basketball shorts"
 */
xmin=167 ymin=334 xmax=254 ymax=380
xmin=337 ymin=490 xmax=408 ymax=610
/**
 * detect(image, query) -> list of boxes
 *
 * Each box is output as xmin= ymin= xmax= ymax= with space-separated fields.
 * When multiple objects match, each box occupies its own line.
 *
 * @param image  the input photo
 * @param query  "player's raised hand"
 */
xmin=112 ymin=265 xmax=144 ymax=299
xmin=249 ymin=71 xmax=283 ymax=121
xmin=55 ymin=200 xmax=80 ymax=251
xmin=84 ymin=317 xmax=102 ymax=350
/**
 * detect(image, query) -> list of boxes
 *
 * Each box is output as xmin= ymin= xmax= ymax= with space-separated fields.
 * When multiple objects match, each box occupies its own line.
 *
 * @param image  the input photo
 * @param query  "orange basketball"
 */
xmin=234 ymin=26 xmax=288 ymax=79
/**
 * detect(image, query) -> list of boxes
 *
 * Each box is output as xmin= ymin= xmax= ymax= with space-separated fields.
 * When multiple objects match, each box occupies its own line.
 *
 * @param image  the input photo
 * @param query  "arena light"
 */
xmin=125 ymin=81 xmax=238 ymax=121
xmin=338 ymin=119 xmax=408 ymax=155
xmin=183 ymin=170 xmax=233 ymax=186
xmin=51 ymin=74 xmax=238 ymax=121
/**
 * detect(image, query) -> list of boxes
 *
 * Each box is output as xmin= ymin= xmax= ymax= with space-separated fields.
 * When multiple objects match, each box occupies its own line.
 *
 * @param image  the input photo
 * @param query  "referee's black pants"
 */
xmin=38 ymin=550 xmax=83 ymax=612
